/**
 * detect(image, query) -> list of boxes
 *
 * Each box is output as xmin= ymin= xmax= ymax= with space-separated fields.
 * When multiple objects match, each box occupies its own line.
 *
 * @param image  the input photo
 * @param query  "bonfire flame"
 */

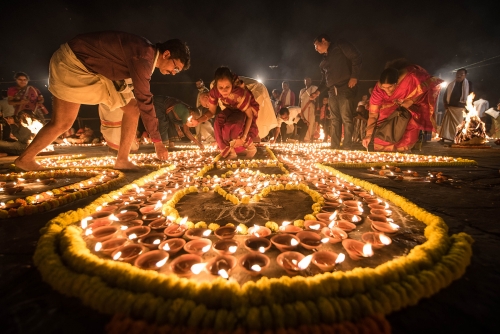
xmin=455 ymin=93 xmax=486 ymax=145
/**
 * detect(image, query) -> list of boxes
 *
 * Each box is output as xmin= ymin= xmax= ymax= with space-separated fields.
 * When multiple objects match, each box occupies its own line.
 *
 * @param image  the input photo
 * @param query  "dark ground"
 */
xmin=0 ymin=141 xmax=499 ymax=334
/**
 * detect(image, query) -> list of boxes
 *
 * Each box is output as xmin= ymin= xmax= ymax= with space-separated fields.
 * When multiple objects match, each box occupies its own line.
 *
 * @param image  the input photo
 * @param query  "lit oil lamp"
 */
xmin=134 ymin=250 xmax=169 ymax=271
xmin=184 ymin=239 xmax=212 ymax=256
xmin=276 ymin=252 xmax=313 ymax=275
xmin=270 ymin=234 xmax=300 ymax=252
xmin=247 ymin=225 xmax=271 ymax=238
xmin=207 ymin=255 xmax=237 ymax=278
xmin=311 ymin=251 xmax=345 ymax=271
xmin=94 ymin=238 xmax=128 ymax=256
xmin=111 ymin=244 xmax=147 ymax=263
xmin=239 ymin=252 xmax=270 ymax=276
xmin=278 ymin=221 xmax=302 ymax=234
xmin=244 ymin=237 xmax=271 ymax=253
xmin=361 ymin=232 xmax=392 ymax=249
xmin=342 ymin=240 xmax=374 ymax=260
xmin=296 ymin=231 xmax=323 ymax=250
xmin=159 ymin=238 xmax=186 ymax=255
xmin=185 ymin=228 xmax=212 ymax=240
xmin=321 ymin=226 xmax=348 ymax=243
xmin=170 ymin=254 xmax=203 ymax=278
xmin=125 ymin=226 xmax=151 ymax=240
xmin=214 ymin=226 xmax=236 ymax=239
xmin=212 ymin=239 xmax=239 ymax=256
xmin=138 ymin=233 xmax=167 ymax=249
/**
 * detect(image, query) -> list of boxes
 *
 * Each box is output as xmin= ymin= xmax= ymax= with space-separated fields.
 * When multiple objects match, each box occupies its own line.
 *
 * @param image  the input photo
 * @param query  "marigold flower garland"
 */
xmin=33 ymin=152 xmax=473 ymax=331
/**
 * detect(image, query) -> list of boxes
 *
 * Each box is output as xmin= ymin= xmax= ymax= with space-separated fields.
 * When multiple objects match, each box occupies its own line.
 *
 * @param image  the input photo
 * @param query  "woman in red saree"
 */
xmin=362 ymin=60 xmax=442 ymax=151
xmin=190 ymin=67 xmax=259 ymax=159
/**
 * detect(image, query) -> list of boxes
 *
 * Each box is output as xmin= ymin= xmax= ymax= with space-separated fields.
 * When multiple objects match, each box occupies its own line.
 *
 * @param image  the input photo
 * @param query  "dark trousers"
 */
xmin=328 ymin=89 xmax=355 ymax=149
xmin=278 ymin=122 xmax=291 ymax=142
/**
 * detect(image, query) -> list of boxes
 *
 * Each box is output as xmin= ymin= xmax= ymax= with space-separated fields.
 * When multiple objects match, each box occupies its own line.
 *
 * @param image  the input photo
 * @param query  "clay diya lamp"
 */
xmin=343 ymin=200 xmax=362 ymax=208
xmin=134 ymin=250 xmax=169 ymax=271
xmin=88 ymin=219 xmax=112 ymax=230
xmin=364 ymin=198 xmax=380 ymax=205
xmin=164 ymin=224 xmax=188 ymax=238
xmin=107 ymin=200 xmax=124 ymax=206
xmin=339 ymin=213 xmax=362 ymax=224
xmin=149 ymin=192 xmax=166 ymax=201
xmin=270 ymin=234 xmax=300 ymax=252
xmin=342 ymin=239 xmax=374 ymax=260
xmin=141 ymin=212 xmax=163 ymax=225
xmin=239 ymin=252 xmax=270 ymax=276
xmin=118 ymin=203 xmax=141 ymax=213
xmin=120 ymin=219 xmax=143 ymax=229
xmin=170 ymin=254 xmax=204 ymax=278
xmin=402 ymin=170 xmax=413 ymax=176
xmin=214 ymin=226 xmax=236 ymax=239
xmin=315 ymin=212 xmax=337 ymax=223
xmin=386 ymin=172 xmax=397 ymax=180
xmin=330 ymin=220 xmax=356 ymax=232
xmin=311 ymin=251 xmax=345 ymax=271
xmin=138 ymin=233 xmax=167 ymax=250
xmin=5 ymin=186 xmax=24 ymax=195
xmin=125 ymin=226 xmax=151 ymax=240
xmin=320 ymin=203 xmax=341 ymax=213
xmin=296 ymin=231 xmax=323 ymax=250
xmin=159 ymin=238 xmax=186 ymax=255
xmin=244 ymin=237 xmax=271 ymax=253
xmin=338 ymin=192 xmax=355 ymax=201
xmin=321 ymin=227 xmax=348 ymax=243
xmin=247 ymin=225 xmax=271 ymax=238
xmin=100 ymin=205 xmax=118 ymax=213
xmin=323 ymin=193 xmax=339 ymax=201
xmin=116 ymin=211 xmax=139 ymax=222
xmin=366 ymin=214 xmax=387 ymax=224
xmin=371 ymin=221 xmax=400 ymax=234
xmin=303 ymin=220 xmax=327 ymax=232
xmin=90 ymin=226 xmax=119 ymax=242
xmin=206 ymin=255 xmax=237 ymax=278
xmin=95 ymin=238 xmax=128 ymax=256
xmin=149 ymin=217 xmax=170 ymax=230
xmin=276 ymin=251 xmax=313 ymax=275
xmin=370 ymin=209 xmax=392 ymax=217
xmin=367 ymin=167 xmax=378 ymax=174
xmin=278 ymin=222 xmax=302 ymax=234
xmin=213 ymin=239 xmax=239 ymax=256
xmin=90 ymin=210 xmax=112 ymax=223
xmin=41 ymin=178 xmax=56 ymax=185
xmin=139 ymin=204 xmax=161 ymax=216
xmin=184 ymin=239 xmax=212 ymax=256
xmin=361 ymin=232 xmax=392 ymax=249
xmin=368 ymin=203 xmax=386 ymax=210
xmin=185 ymin=228 xmax=212 ymax=240
xmin=112 ymin=244 xmax=147 ymax=263
xmin=342 ymin=206 xmax=364 ymax=216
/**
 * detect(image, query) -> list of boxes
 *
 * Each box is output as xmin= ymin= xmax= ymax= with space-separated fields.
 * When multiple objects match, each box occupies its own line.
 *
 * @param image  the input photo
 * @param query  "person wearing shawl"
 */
xmin=439 ymin=68 xmax=473 ymax=142
xmin=362 ymin=59 xmax=443 ymax=152
xmin=189 ymin=67 xmax=259 ymax=159
xmin=7 ymin=72 xmax=48 ymax=122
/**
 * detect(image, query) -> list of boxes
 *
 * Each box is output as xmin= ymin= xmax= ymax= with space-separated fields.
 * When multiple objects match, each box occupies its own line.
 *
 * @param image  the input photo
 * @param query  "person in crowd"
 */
xmin=309 ymin=33 xmax=362 ymax=150
xmin=352 ymin=95 xmax=369 ymax=143
xmin=316 ymin=96 xmax=332 ymax=142
xmin=0 ymin=108 xmax=27 ymax=155
xmin=7 ymin=72 xmax=48 ymax=122
xmin=473 ymin=94 xmax=489 ymax=118
xmin=484 ymin=99 xmax=500 ymax=139
xmin=154 ymin=96 xmax=204 ymax=149
xmin=0 ymin=90 xmax=15 ymax=117
xmin=189 ymin=67 xmax=259 ymax=159
xmin=14 ymin=31 xmax=190 ymax=171
xmin=439 ymin=68 xmax=473 ymax=142
xmin=299 ymin=77 xmax=318 ymax=142
xmin=271 ymin=107 xmax=301 ymax=143
xmin=192 ymin=91 xmax=215 ymax=144
xmin=195 ymin=79 xmax=209 ymax=108
xmin=271 ymin=89 xmax=281 ymax=116
xmin=66 ymin=126 xmax=94 ymax=144
xmin=362 ymin=59 xmax=442 ymax=152
xmin=279 ymin=81 xmax=295 ymax=109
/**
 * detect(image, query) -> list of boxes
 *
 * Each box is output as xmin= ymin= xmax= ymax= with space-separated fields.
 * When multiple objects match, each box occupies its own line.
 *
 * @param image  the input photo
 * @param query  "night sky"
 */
xmin=1 ymin=0 xmax=499 ymax=120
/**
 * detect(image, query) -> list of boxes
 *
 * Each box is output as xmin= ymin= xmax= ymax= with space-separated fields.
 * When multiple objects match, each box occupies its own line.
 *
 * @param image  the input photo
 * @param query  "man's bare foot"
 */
xmin=114 ymin=160 xmax=140 ymax=171
xmin=14 ymin=158 xmax=44 ymax=171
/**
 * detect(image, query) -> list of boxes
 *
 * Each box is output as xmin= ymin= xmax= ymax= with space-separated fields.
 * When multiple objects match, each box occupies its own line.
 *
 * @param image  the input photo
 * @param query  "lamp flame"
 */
xmin=336 ymin=253 xmax=346 ymax=263
xmin=251 ymin=264 xmax=262 ymax=272
xmin=94 ymin=242 xmax=102 ymax=251
xmin=113 ymin=251 xmax=122 ymax=260
xmin=362 ymin=244 xmax=374 ymax=257
xmin=298 ymin=255 xmax=313 ymax=270
xmin=156 ymin=257 xmax=168 ymax=268
xmin=191 ymin=263 xmax=206 ymax=274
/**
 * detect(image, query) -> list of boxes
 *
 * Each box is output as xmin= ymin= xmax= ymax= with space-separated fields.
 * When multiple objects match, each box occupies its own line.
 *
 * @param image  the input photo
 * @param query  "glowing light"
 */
xmin=113 ymin=251 xmax=122 ymax=260
xmin=309 ymin=224 xmax=320 ymax=230
xmin=218 ymin=269 xmax=229 ymax=279
xmin=202 ymin=230 xmax=212 ymax=237
xmin=259 ymin=246 xmax=266 ymax=253
xmin=153 ymin=239 xmax=161 ymax=245
xmin=191 ymin=263 xmax=206 ymax=274
xmin=379 ymin=234 xmax=391 ymax=245
xmin=94 ymin=242 xmax=102 ymax=251
xmin=251 ymin=264 xmax=262 ymax=272
xmin=163 ymin=243 xmax=171 ymax=251
xmin=321 ymin=237 xmax=330 ymax=243
xmin=336 ymin=253 xmax=346 ymax=263
xmin=156 ymin=257 xmax=168 ymax=268
xmin=298 ymin=255 xmax=313 ymax=270
xmin=129 ymin=233 xmax=138 ymax=240
xmin=363 ymin=244 xmax=374 ymax=257
xmin=290 ymin=238 xmax=299 ymax=246
xmin=201 ymin=245 xmax=211 ymax=253
xmin=228 ymin=246 xmax=237 ymax=253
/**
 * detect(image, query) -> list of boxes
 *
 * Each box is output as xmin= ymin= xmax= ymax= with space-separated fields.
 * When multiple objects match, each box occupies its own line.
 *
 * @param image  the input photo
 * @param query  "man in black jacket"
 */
xmin=310 ymin=34 xmax=362 ymax=150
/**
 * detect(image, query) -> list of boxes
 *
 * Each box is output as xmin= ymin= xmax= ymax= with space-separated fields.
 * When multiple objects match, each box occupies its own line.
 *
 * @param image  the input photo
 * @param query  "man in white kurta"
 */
xmin=299 ymin=77 xmax=317 ymax=142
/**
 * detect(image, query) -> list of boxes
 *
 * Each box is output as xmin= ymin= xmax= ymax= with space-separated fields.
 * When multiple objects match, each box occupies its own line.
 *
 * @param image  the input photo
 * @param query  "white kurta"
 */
xmin=299 ymin=85 xmax=317 ymax=141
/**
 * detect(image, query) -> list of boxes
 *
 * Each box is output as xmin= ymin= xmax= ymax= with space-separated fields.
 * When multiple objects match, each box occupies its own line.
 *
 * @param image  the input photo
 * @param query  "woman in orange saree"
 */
xmin=363 ymin=61 xmax=442 ymax=151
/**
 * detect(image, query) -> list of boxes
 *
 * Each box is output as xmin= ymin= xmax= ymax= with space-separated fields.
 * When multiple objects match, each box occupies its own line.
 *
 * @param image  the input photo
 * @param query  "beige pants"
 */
xmin=439 ymin=106 xmax=465 ymax=141
xmin=48 ymin=43 xmax=132 ymax=110
xmin=98 ymin=104 xmax=139 ymax=151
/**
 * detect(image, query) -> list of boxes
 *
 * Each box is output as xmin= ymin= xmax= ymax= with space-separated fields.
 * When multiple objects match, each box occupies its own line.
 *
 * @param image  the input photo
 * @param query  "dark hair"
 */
xmin=379 ymin=68 xmax=399 ymax=84
xmin=279 ymin=107 xmax=290 ymax=115
xmin=385 ymin=58 xmax=411 ymax=70
xmin=314 ymin=34 xmax=331 ymax=43
xmin=457 ymin=68 xmax=468 ymax=74
xmin=196 ymin=79 xmax=203 ymax=83
xmin=14 ymin=72 xmax=29 ymax=80
xmin=282 ymin=81 xmax=289 ymax=85
xmin=156 ymin=39 xmax=191 ymax=70
xmin=272 ymin=89 xmax=280 ymax=94
xmin=214 ymin=67 xmax=235 ymax=86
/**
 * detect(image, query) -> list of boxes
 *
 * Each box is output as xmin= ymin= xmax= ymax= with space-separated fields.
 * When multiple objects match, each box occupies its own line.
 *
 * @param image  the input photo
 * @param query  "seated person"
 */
xmin=271 ymin=107 xmax=301 ymax=143
xmin=191 ymin=91 xmax=216 ymax=143
xmin=0 ymin=109 xmax=33 ymax=155
xmin=190 ymin=67 xmax=259 ymax=159
xmin=154 ymin=96 xmax=204 ymax=149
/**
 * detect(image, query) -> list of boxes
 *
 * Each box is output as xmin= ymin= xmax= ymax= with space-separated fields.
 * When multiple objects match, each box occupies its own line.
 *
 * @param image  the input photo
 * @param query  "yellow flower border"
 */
xmin=0 ymin=169 xmax=125 ymax=219
xmin=34 ymin=160 xmax=473 ymax=331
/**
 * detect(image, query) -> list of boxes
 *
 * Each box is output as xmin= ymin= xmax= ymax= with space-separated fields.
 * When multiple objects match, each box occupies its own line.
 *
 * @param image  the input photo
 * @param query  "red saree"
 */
xmin=209 ymin=85 xmax=259 ymax=152
xmin=369 ymin=65 xmax=442 ymax=151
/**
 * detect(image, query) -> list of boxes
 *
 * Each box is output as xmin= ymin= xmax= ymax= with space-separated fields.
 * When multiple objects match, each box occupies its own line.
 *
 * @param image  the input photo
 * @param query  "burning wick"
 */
xmin=336 ymin=253 xmax=346 ymax=263
xmin=129 ymin=233 xmax=138 ymax=240
xmin=202 ymin=230 xmax=212 ymax=237
xmin=228 ymin=246 xmax=237 ymax=253
xmin=309 ymin=224 xmax=320 ymax=230
xmin=258 ymin=246 xmax=266 ymax=253
xmin=156 ymin=257 xmax=168 ymax=268
xmin=201 ymin=245 xmax=211 ymax=253
xmin=113 ymin=252 xmax=122 ymax=260
xmin=163 ymin=243 xmax=171 ymax=251
xmin=251 ymin=264 xmax=262 ymax=272
xmin=290 ymin=239 xmax=299 ymax=246
xmin=363 ymin=244 xmax=374 ymax=257
xmin=298 ymin=255 xmax=313 ymax=270
xmin=94 ymin=242 xmax=102 ymax=251
xmin=218 ymin=269 xmax=229 ymax=279
xmin=190 ymin=263 xmax=206 ymax=275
